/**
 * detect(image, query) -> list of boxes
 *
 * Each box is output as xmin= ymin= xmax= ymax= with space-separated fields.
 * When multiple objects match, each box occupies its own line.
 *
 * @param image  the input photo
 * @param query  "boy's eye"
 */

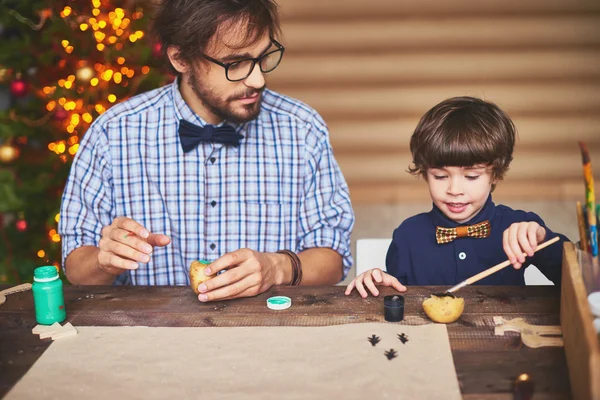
xmin=466 ymin=175 xmax=480 ymax=181
xmin=433 ymin=175 xmax=447 ymax=180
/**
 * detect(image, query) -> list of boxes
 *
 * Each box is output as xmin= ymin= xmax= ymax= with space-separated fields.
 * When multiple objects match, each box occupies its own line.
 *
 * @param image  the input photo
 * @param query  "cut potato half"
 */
xmin=422 ymin=294 xmax=465 ymax=323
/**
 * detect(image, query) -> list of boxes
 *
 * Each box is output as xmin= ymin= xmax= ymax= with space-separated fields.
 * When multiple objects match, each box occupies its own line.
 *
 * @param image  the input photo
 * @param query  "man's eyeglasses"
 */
xmin=201 ymin=39 xmax=285 ymax=82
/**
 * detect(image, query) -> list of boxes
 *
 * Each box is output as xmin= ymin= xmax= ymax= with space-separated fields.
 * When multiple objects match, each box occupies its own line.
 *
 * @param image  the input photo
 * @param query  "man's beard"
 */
xmin=188 ymin=68 xmax=264 ymax=123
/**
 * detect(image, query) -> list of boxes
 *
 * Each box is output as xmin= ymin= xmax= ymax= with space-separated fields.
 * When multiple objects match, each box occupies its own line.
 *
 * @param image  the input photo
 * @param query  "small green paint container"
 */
xmin=32 ymin=266 xmax=66 ymax=325
xmin=267 ymin=296 xmax=292 ymax=310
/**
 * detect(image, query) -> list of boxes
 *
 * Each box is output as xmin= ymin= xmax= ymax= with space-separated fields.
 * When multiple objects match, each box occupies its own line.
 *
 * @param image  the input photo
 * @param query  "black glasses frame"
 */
xmin=201 ymin=39 xmax=285 ymax=82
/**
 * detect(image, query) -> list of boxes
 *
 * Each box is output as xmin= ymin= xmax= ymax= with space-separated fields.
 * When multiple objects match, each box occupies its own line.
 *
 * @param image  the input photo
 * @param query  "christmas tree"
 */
xmin=0 ymin=0 xmax=169 ymax=284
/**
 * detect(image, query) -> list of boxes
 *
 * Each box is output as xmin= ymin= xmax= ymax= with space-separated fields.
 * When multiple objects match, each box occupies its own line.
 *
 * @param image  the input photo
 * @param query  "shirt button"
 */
xmin=458 ymin=252 xmax=467 ymax=260
xmin=210 ymin=200 xmax=217 ymax=207
xmin=210 ymin=243 xmax=216 ymax=250
xmin=209 ymin=157 xmax=216 ymax=164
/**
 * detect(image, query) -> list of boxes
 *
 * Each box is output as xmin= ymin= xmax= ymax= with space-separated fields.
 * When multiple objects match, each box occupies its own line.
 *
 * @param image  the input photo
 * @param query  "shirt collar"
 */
xmin=170 ymin=78 xmax=248 ymax=151
xmin=429 ymin=194 xmax=495 ymax=228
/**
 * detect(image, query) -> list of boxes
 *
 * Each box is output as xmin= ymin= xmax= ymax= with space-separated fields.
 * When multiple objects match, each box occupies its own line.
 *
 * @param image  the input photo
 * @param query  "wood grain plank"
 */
xmin=0 ymin=285 xmax=569 ymax=399
xmin=336 ymin=147 xmax=599 ymax=182
xmin=347 ymin=179 xmax=586 ymax=204
xmin=280 ymin=17 xmax=600 ymax=51
xmin=271 ymin=50 xmax=600 ymax=86
xmin=274 ymin=83 xmax=600 ymax=118
xmin=0 ymin=286 xmax=561 ymax=319
xmin=560 ymin=243 xmax=600 ymax=400
xmin=278 ymin=0 xmax=600 ymax=19
xmin=327 ymin=115 xmax=600 ymax=151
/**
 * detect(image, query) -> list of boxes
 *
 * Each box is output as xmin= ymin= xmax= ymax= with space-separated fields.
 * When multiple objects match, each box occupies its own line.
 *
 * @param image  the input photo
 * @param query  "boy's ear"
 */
xmin=166 ymin=46 xmax=188 ymax=74
xmin=488 ymin=168 xmax=500 ymax=192
xmin=490 ymin=175 xmax=500 ymax=192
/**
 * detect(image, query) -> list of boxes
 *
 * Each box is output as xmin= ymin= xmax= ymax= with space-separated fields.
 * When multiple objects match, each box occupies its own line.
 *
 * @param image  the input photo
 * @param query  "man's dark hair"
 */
xmin=152 ymin=0 xmax=281 ymax=75
xmin=408 ymin=96 xmax=516 ymax=191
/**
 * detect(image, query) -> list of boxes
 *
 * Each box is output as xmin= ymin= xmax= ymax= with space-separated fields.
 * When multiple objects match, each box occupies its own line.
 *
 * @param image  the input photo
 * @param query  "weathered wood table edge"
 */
xmin=0 ymin=285 xmax=570 ymax=399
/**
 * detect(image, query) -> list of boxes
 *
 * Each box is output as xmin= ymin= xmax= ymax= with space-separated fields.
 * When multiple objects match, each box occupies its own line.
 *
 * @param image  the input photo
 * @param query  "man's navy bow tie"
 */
xmin=179 ymin=119 xmax=244 ymax=152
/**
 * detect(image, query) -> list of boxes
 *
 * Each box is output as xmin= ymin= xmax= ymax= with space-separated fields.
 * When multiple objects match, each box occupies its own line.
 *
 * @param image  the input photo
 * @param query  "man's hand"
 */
xmin=194 ymin=249 xmax=287 ymax=302
xmin=502 ymin=221 xmax=546 ymax=270
xmin=97 ymin=216 xmax=171 ymax=276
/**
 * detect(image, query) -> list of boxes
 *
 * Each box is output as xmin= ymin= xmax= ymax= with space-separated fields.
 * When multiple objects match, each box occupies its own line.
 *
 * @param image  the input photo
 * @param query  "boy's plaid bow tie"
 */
xmin=435 ymin=220 xmax=491 ymax=244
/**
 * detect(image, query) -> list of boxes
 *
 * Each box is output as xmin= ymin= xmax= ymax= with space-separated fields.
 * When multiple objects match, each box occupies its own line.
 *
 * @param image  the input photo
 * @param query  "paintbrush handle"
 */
xmin=466 ymin=236 xmax=560 ymax=285
xmin=448 ymin=236 xmax=560 ymax=292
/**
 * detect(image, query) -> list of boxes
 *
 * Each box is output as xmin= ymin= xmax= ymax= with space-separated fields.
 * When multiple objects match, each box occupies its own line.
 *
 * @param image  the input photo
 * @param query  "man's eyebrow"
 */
xmin=220 ymin=42 xmax=273 ymax=63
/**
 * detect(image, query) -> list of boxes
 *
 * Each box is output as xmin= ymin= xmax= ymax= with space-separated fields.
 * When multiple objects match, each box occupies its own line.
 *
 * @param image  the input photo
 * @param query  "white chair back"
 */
xmin=355 ymin=238 xmax=392 ymax=276
xmin=523 ymin=265 xmax=554 ymax=286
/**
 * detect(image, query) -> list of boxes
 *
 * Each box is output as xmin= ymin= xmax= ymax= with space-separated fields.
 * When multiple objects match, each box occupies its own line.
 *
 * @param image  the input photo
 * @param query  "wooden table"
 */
xmin=0 ymin=285 xmax=570 ymax=399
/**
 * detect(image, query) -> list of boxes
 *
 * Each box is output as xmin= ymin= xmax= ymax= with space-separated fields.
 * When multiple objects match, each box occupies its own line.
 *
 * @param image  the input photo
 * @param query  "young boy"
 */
xmin=346 ymin=96 xmax=569 ymax=298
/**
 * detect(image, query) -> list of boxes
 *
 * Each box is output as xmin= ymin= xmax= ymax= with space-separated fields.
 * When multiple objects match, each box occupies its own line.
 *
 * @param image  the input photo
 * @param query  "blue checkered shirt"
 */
xmin=59 ymin=81 xmax=355 ymax=285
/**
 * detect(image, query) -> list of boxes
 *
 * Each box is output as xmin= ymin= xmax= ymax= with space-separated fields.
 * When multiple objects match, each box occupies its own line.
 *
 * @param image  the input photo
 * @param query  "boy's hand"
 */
xmin=345 ymin=268 xmax=406 ymax=298
xmin=502 ymin=222 xmax=546 ymax=270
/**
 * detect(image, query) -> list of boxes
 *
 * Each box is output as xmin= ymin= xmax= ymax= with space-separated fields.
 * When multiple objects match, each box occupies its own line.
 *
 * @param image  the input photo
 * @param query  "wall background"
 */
xmin=271 ymin=0 xmax=600 ymax=204
xmin=268 ymin=0 xmax=600 ymax=282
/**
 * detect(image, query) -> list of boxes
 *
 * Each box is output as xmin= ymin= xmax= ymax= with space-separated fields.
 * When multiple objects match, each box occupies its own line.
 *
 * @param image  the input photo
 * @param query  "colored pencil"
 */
xmin=579 ymin=142 xmax=598 ymax=256
xmin=576 ymin=201 xmax=589 ymax=251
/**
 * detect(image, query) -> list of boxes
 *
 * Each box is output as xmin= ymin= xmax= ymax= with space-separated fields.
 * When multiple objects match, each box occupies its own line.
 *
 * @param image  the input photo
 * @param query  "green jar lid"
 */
xmin=198 ymin=259 xmax=211 ymax=264
xmin=267 ymin=296 xmax=292 ymax=310
xmin=34 ymin=266 xmax=59 ymax=282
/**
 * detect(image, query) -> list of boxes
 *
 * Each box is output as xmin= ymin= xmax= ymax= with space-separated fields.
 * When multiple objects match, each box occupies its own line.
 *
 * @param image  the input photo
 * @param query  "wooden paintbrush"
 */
xmin=439 ymin=236 xmax=561 ymax=295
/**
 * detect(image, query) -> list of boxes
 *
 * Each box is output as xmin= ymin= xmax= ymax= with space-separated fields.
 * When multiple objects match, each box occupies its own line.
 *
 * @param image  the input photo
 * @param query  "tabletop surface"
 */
xmin=0 ymin=284 xmax=570 ymax=399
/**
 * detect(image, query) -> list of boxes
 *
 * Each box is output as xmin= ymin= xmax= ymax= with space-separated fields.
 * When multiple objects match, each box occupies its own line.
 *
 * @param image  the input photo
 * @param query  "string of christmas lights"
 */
xmin=0 ymin=1 xmax=169 ymax=282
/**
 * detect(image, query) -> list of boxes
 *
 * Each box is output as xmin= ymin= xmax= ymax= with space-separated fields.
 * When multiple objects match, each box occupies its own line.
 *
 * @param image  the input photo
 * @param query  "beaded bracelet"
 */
xmin=276 ymin=249 xmax=303 ymax=286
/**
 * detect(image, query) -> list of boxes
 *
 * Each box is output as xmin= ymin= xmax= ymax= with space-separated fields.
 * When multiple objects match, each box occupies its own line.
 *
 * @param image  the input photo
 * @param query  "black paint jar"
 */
xmin=384 ymin=294 xmax=405 ymax=322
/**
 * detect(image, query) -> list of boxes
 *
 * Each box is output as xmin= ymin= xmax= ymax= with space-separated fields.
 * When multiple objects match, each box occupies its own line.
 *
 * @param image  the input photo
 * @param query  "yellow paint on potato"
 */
xmin=422 ymin=294 xmax=465 ymax=323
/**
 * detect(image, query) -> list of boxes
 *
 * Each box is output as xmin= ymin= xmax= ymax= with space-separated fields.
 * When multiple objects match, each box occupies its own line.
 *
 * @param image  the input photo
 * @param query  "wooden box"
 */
xmin=560 ymin=242 xmax=600 ymax=400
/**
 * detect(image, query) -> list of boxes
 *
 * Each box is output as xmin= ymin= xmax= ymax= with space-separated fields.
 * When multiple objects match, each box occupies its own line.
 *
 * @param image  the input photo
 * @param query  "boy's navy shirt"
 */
xmin=386 ymin=195 xmax=569 ymax=286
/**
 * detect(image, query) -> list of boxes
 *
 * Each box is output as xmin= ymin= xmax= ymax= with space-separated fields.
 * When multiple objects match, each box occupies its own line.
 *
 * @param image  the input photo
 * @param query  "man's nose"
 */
xmin=243 ymin=62 xmax=265 ymax=89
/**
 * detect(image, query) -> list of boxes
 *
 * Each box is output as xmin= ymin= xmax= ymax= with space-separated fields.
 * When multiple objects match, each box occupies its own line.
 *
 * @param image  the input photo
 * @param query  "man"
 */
xmin=58 ymin=0 xmax=355 ymax=302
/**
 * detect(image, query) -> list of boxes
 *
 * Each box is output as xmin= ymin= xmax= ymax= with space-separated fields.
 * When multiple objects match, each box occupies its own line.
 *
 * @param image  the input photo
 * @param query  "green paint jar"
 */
xmin=32 ymin=266 xmax=66 ymax=325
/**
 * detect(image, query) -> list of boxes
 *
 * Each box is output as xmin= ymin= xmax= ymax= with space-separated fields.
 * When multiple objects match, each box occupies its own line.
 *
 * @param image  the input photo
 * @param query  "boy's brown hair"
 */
xmin=408 ymin=96 xmax=516 ymax=191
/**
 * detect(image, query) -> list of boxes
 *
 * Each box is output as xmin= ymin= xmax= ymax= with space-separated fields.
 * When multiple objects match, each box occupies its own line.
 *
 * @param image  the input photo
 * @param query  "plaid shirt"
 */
xmin=59 ymin=81 xmax=354 ymax=285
